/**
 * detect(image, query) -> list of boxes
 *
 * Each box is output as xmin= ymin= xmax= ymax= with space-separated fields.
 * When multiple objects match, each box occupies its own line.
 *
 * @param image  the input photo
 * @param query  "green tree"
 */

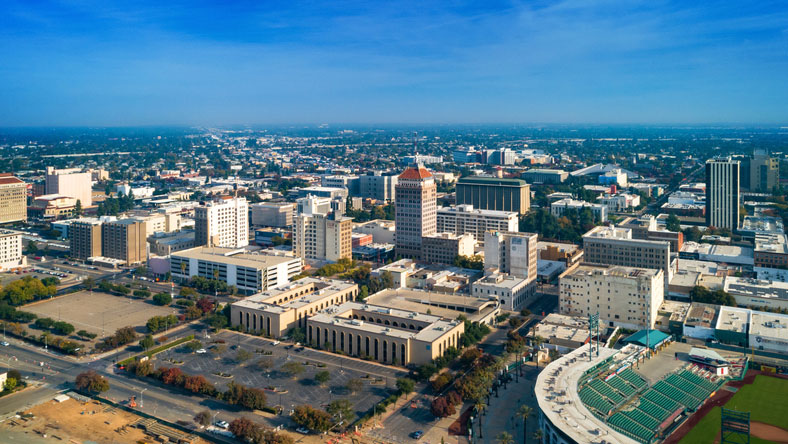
xmin=327 ymin=399 xmax=355 ymax=426
xmin=666 ymin=213 xmax=681 ymax=232
xmin=496 ymin=431 xmax=514 ymax=444
xmin=194 ymin=410 xmax=211 ymax=427
xmin=152 ymin=292 xmax=172 ymax=306
xmin=75 ymin=199 xmax=83 ymax=216
xmin=4 ymin=377 xmax=18 ymax=391
xmin=139 ymin=334 xmax=155 ymax=351
xmin=346 ymin=378 xmax=363 ymax=394
xmin=281 ymin=362 xmax=305 ymax=379
xmin=396 ymin=377 xmax=416 ymax=395
xmin=315 ymin=370 xmax=331 ymax=387
xmin=75 ymin=370 xmax=110 ymax=393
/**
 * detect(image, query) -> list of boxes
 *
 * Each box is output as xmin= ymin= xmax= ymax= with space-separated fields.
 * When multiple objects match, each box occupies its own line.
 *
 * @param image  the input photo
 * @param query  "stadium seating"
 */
xmin=620 ymin=368 xmax=648 ymax=390
xmin=642 ymin=389 xmax=682 ymax=414
xmin=589 ymin=379 xmax=625 ymax=404
xmin=579 ymin=387 xmax=614 ymax=415
xmin=607 ymin=375 xmax=638 ymax=397
xmin=608 ymin=412 xmax=655 ymax=443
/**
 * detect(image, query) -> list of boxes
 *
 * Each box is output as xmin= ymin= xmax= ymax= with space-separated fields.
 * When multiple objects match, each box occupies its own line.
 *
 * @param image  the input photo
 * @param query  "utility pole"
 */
xmin=140 ymin=388 xmax=147 ymax=408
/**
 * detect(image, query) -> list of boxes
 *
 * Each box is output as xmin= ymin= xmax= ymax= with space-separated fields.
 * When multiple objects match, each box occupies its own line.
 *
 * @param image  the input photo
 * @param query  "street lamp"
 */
xmin=140 ymin=388 xmax=147 ymax=408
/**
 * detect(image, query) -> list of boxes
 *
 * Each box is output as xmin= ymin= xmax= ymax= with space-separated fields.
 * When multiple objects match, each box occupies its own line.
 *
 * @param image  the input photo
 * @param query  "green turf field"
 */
xmin=679 ymin=375 xmax=788 ymax=444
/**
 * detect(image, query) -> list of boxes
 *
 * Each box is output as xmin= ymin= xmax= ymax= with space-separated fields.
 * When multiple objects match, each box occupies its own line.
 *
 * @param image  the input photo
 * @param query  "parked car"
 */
xmin=296 ymin=427 xmax=310 ymax=434
xmin=410 ymin=431 xmax=424 ymax=439
xmin=196 ymin=349 xmax=207 ymax=354
xmin=216 ymin=420 xmax=229 ymax=429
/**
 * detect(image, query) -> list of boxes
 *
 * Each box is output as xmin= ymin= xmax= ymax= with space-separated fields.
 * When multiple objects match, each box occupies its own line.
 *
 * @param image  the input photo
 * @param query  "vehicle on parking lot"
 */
xmin=196 ymin=348 xmax=207 ymax=354
xmin=410 ymin=431 xmax=424 ymax=439
xmin=296 ymin=427 xmax=310 ymax=434
xmin=1 ymin=341 xmax=9 ymax=346
xmin=296 ymin=346 xmax=305 ymax=352
xmin=284 ymin=344 xmax=293 ymax=350
xmin=215 ymin=420 xmax=229 ymax=429
xmin=272 ymin=341 xmax=280 ymax=346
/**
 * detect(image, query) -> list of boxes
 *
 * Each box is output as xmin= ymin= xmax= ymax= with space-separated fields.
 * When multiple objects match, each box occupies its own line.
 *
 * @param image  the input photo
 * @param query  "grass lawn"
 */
xmin=679 ymin=375 xmax=788 ymax=444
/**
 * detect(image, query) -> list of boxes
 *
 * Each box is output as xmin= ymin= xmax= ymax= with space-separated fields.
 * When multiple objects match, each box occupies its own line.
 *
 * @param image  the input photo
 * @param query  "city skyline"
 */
xmin=1 ymin=0 xmax=787 ymax=126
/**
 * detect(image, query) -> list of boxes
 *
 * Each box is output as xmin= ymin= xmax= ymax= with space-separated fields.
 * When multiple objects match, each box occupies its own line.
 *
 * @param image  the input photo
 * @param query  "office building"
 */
xmin=353 ymin=219 xmax=396 ymax=244
xmin=599 ymin=169 xmax=628 ymax=187
xmin=560 ymin=264 xmax=665 ymax=330
xmin=307 ymin=301 xmax=465 ymax=366
xmin=618 ymin=215 xmax=684 ymax=252
xmin=148 ymin=230 xmax=197 ymax=256
xmin=28 ymin=195 xmax=77 ymax=220
xmin=705 ymin=157 xmax=740 ymax=230
xmin=739 ymin=149 xmax=779 ymax=192
xmin=231 ymin=278 xmax=358 ymax=337
xmin=0 ymin=174 xmax=27 ymax=224
xmin=170 ymin=247 xmax=303 ymax=294
xmin=456 ymin=176 xmax=530 ymax=215
xmin=0 ymin=230 xmax=24 ymax=271
xmin=598 ymin=193 xmax=640 ymax=212
xmin=395 ymin=166 xmax=437 ymax=259
xmin=754 ymin=233 xmax=788 ymax=269
xmin=297 ymin=186 xmax=348 ymax=200
xmin=484 ymin=231 xmax=538 ymax=281
xmin=471 ymin=273 xmax=535 ymax=311
xmin=359 ymin=172 xmax=398 ymax=202
xmin=321 ymin=175 xmax=360 ymax=195
xmin=521 ymin=169 xmax=568 ymax=184
xmin=293 ymin=204 xmax=353 ymax=262
xmin=69 ymin=219 xmax=103 ymax=260
xmin=436 ymin=205 xmax=518 ymax=244
xmin=45 ymin=166 xmax=92 ymax=207
xmin=250 ymin=202 xmax=295 ymax=227
xmin=194 ymin=197 xmax=249 ymax=248
xmin=421 ymin=233 xmax=475 ymax=265
xmin=582 ymin=226 xmax=673 ymax=284
xmin=102 ymin=219 xmax=147 ymax=265
xmin=550 ymin=198 xmax=607 ymax=222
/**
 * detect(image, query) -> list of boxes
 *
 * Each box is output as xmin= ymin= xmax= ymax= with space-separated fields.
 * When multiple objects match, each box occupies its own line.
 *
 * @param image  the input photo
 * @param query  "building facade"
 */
xmin=456 ymin=176 xmax=530 ymax=215
xmin=359 ymin=172 xmax=398 ymax=202
xmin=484 ymin=231 xmax=538 ymax=281
xmin=436 ymin=205 xmax=518 ymax=243
xmin=69 ymin=219 xmax=103 ymax=260
xmin=421 ymin=233 xmax=475 ymax=265
xmin=395 ymin=166 xmax=437 ymax=259
xmin=0 ymin=174 xmax=27 ymax=224
xmin=194 ymin=197 xmax=249 ymax=248
xmin=250 ymin=202 xmax=295 ymax=227
xmin=582 ymin=226 xmax=673 ymax=285
xmin=550 ymin=198 xmax=608 ymax=222
xmin=560 ymin=264 xmax=665 ymax=330
xmin=45 ymin=166 xmax=92 ymax=207
xmin=0 ymin=230 xmax=24 ymax=271
xmin=706 ymin=157 xmax=740 ymax=230
xmin=101 ymin=219 xmax=147 ymax=265
xmin=293 ymin=211 xmax=353 ymax=262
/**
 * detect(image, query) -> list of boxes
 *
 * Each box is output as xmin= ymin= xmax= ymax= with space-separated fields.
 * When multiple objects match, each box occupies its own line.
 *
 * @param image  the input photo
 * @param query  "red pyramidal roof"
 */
xmin=399 ymin=166 xmax=432 ymax=180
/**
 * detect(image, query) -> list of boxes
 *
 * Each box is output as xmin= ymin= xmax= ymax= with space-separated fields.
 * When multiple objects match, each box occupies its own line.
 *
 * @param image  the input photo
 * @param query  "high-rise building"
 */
xmin=45 ymin=166 xmax=92 ymax=207
xmin=0 ymin=230 xmax=24 ymax=271
xmin=484 ymin=231 xmax=538 ymax=281
xmin=395 ymin=166 xmax=436 ymax=259
xmin=582 ymin=225 xmax=673 ymax=285
xmin=102 ymin=219 xmax=147 ymax=265
xmin=560 ymin=264 xmax=664 ymax=330
xmin=194 ymin=197 xmax=249 ymax=248
xmin=293 ymin=206 xmax=353 ymax=262
xmin=69 ymin=219 xmax=103 ymax=260
xmin=359 ymin=172 xmax=398 ymax=202
xmin=436 ymin=205 xmax=518 ymax=244
xmin=250 ymin=202 xmax=295 ymax=227
xmin=748 ymin=149 xmax=779 ymax=192
xmin=705 ymin=157 xmax=740 ymax=230
xmin=455 ymin=176 xmax=530 ymax=215
xmin=0 ymin=174 xmax=27 ymax=224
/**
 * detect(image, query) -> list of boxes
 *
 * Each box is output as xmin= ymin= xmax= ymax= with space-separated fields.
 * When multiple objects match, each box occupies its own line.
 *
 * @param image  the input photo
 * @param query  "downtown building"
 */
xmin=0 ymin=230 xmax=25 ymax=271
xmin=45 ymin=166 xmax=93 ymax=207
xmin=582 ymin=225 xmax=673 ymax=286
xmin=395 ymin=166 xmax=437 ymax=259
xmin=0 ymin=174 xmax=27 ymax=224
xmin=436 ymin=204 xmax=518 ymax=244
xmin=293 ymin=195 xmax=353 ymax=262
xmin=455 ymin=176 xmax=530 ymax=215
xmin=705 ymin=157 xmax=740 ymax=230
xmin=194 ymin=197 xmax=249 ymax=248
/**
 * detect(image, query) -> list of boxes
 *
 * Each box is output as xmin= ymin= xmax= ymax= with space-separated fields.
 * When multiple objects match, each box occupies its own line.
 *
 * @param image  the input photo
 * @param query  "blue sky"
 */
xmin=1 ymin=0 xmax=786 ymax=126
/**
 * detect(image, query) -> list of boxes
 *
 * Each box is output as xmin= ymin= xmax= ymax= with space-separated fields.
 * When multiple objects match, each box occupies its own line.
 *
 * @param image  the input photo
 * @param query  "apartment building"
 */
xmin=0 ymin=230 xmax=24 ymax=271
xmin=560 ymin=264 xmax=665 ymax=330
xmin=69 ymin=219 xmax=103 ymax=260
xmin=307 ymin=301 xmax=465 ymax=366
xmin=170 ymin=247 xmax=303 ymax=294
xmin=421 ymin=233 xmax=475 ymax=265
xmin=706 ymin=157 xmax=740 ymax=230
xmin=45 ymin=166 xmax=92 ymax=207
xmin=294 ymin=211 xmax=353 ymax=262
xmin=582 ymin=225 xmax=673 ymax=285
xmin=395 ymin=166 xmax=437 ymax=259
xmin=484 ymin=231 xmax=538 ymax=281
xmin=250 ymin=202 xmax=295 ymax=227
xmin=231 ymin=278 xmax=358 ymax=337
xmin=194 ymin=197 xmax=249 ymax=248
xmin=0 ymin=174 xmax=27 ymax=224
xmin=101 ymin=219 xmax=147 ymax=265
xmin=456 ymin=176 xmax=530 ymax=215
xmin=436 ymin=205 xmax=518 ymax=244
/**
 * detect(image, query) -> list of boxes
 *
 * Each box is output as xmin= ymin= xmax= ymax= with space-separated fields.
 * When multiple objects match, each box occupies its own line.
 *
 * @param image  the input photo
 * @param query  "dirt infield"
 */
xmin=664 ymin=371 xmax=788 ymax=444
xmin=24 ymin=290 xmax=177 ymax=335
xmin=751 ymin=422 xmax=788 ymax=443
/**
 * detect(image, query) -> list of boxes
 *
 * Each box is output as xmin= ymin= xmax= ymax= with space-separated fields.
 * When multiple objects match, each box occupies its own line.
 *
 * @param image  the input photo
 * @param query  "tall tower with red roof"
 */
xmin=395 ymin=165 xmax=436 ymax=260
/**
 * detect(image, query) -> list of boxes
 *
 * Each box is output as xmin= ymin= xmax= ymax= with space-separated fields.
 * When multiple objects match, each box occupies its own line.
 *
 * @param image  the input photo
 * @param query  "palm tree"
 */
xmin=474 ymin=399 xmax=486 ymax=438
xmin=496 ymin=431 xmax=514 ymax=444
xmin=516 ymin=405 xmax=533 ymax=444
xmin=533 ymin=429 xmax=544 ymax=444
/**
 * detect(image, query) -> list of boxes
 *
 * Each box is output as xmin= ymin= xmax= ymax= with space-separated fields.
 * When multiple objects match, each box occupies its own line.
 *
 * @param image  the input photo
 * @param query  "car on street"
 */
xmin=410 ymin=431 xmax=424 ymax=439
xmin=216 ymin=420 xmax=229 ymax=429
xmin=1 ymin=341 xmax=9 ymax=346
xmin=296 ymin=427 xmax=310 ymax=434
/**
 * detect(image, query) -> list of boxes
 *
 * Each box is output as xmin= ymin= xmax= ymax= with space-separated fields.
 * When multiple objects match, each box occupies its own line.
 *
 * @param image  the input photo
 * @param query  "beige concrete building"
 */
xmin=471 ymin=272 xmax=535 ymax=311
xmin=28 ymin=194 xmax=77 ymax=220
xmin=194 ymin=197 xmax=249 ymax=248
xmin=0 ymin=230 xmax=25 ymax=271
xmin=293 ymin=205 xmax=353 ymax=262
xmin=559 ymin=264 xmax=665 ymax=330
xmin=231 ymin=278 xmax=358 ymax=337
xmin=102 ymin=219 xmax=147 ymax=265
xmin=582 ymin=225 xmax=673 ymax=285
xmin=250 ymin=202 xmax=295 ymax=227
xmin=395 ymin=166 xmax=437 ymax=259
xmin=307 ymin=301 xmax=465 ymax=366
xmin=421 ymin=232 xmax=475 ymax=265
xmin=436 ymin=205 xmax=518 ymax=244
xmin=69 ymin=219 xmax=103 ymax=260
xmin=484 ymin=231 xmax=538 ymax=280
xmin=0 ymin=174 xmax=27 ymax=224
xmin=45 ymin=166 xmax=92 ymax=207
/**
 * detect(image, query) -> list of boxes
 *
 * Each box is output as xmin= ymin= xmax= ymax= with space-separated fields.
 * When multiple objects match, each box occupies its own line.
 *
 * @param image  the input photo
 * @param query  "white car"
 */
xmin=272 ymin=341 xmax=280 ymax=346
xmin=216 ymin=420 xmax=229 ymax=429
xmin=196 ymin=348 xmax=207 ymax=354
xmin=1 ymin=341 xmax=9 ymax=346
xmin=296 ymin=427 xmax=310 ymax=434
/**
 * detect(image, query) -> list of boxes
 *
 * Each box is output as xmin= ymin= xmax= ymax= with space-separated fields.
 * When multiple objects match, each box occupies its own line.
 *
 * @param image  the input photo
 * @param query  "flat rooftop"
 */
xmin=569 ymin=264 xmax=661 ymax=279
xmin=173 ymin=247 xmax=298 ymax=269
xmin=755 ymin=233 xmax=788 ymax=255
xmin=716 ymin=306 xmax=750 ymax=333
xmin=750 ymin=311 xmax=788 ymax=342
xmin=366 ymin=288 xmax=497 ymax=322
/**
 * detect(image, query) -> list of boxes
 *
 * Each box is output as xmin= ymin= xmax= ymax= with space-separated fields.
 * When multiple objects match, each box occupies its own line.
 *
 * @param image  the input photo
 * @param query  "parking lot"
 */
xmin=157 ymin=330 xmax=408 ymax=422
xmin=24 ymin=290 xmax=180 ymax=336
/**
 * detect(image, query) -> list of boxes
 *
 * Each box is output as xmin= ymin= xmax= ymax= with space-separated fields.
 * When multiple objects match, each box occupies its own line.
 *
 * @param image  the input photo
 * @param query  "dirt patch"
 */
xmin=752 ymin=422 xmax=788 ymax=443
xmin=0 ymin=397 xmax=210 ymax=444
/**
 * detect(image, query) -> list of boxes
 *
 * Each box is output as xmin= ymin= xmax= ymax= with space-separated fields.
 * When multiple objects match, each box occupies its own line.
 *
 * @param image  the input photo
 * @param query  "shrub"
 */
xmin=281 ymin=361 xmax=305 ymax=378
xmin=133 ymin=289 xmax=151 ymax=298
xmin=346 ymin=378 xmax=363 ymax=394
xmin=396 ymin=377 xmax=416 ymax=394
xmin=430 ymin=396 xmax=455 ymax=417
xmin=97 ymin=326 xmax=137 ymax=351
xmin=184 ymin=340 xmax=203 ymax=352
xmin=292 ymin=405 xmax=333 ymax=432
xmin=139 ymin=335 xmax=155 ymax=350
xmin=35 ymin=317 xmax=55 ymax=330
xmin=431 ymin=373 xmax=452 ymax=393
xmin=194 ymin=410 xmax=211 ymax=427
xmin=152 ymin=293 xmax=172 ymax=306
xmin=75 ymin=370 xmax=109 ymax=393
xmin=175 ymin=299 xmax=194 ymax=307
xmin=76 ymin=329 xmax=97 ymax=340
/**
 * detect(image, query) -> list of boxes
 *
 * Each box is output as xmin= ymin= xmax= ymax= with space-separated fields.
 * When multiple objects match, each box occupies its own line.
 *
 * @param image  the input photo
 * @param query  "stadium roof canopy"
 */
xmin=623 ymin=329 xmax=670 ymax=349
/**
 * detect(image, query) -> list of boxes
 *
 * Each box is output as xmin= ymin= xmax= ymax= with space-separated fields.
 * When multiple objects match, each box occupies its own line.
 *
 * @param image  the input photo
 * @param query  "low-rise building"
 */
xmin=522 ymin=169 xmax=568 ymax=184
xmin=618 ymin=215 xmax=684 ymax=252
xmin=28 ymin=194 xmax=77 ymax=220
xmin=436 ymin=205 xmax=518 ymax=243
xmin=559 ymin=264 xmax=665 ymax=330
xmin=0 ymin=230 xmax=25 ymax=271
xmin=598 ymin=193 xmax=640 ymax=212
xmin=353 ymin=219 xmax=396 ymax=244
xmin=532 ymin=313 xmax=590 ymax=351
xmin=170 ymin=247 xmax=303 ymax=294
xmin=754 ymin=233 xmax=788 ymax=269
xmin=679 ymin=242 xmax=754 ymax=267
xmin=421 ymin=232 xmax=475 ymax=265
xmin=231 ymin=278 xmax=358 ymax=337
xmin=307 ymin=300 xmax=465 ymax=366
xmin=683 ymin=302 xmax=720 ymax=341
xmin=471 ymin=272 xmax=535 ymax=311
xmin=148 ymin=230 xmax=197 ymax=256
xmin=551 ymin=198 xmax=607 ymax=222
